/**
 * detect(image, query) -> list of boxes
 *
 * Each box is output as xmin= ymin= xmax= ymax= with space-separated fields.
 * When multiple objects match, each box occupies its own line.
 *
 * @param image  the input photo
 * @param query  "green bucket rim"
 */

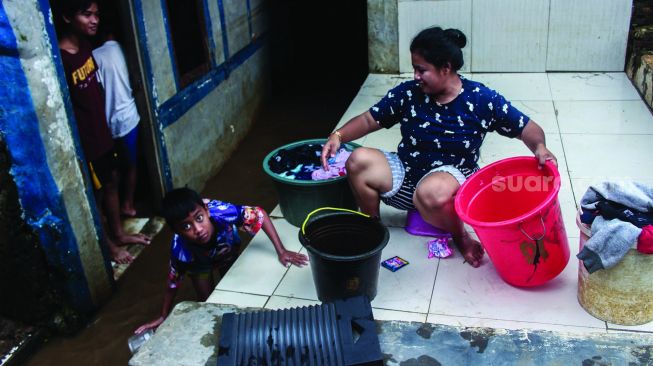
xmin=262 ymin=138 xmax=361 ymax=186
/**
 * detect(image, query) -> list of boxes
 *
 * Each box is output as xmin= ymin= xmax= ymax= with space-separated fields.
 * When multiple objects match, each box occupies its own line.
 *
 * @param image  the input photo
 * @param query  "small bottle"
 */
xmin=127 ymin=329 xmax=155 ymax=354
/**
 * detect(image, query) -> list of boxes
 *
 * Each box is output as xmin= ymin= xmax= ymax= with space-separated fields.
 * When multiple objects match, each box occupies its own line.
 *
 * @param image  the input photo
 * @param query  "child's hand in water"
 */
xmin=135 ymin=316 xmax=165 ymax=334
xmin=278 ymin=250 xmax=309 ymax=267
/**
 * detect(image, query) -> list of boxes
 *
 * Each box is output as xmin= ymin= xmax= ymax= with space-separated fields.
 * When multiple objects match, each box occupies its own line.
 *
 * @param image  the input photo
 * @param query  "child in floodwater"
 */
xmin=134 ymin=187 xmax=308 ymax=334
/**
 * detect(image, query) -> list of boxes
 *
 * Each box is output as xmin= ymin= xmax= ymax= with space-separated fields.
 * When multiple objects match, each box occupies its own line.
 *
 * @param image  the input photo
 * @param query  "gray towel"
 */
xmin=580 ymin=181 xmax=653 ymax=212
xmin=577 ymin=181 xmax=653 ymax=273
xmin=577 ymin=216 xmax=641 ymax=273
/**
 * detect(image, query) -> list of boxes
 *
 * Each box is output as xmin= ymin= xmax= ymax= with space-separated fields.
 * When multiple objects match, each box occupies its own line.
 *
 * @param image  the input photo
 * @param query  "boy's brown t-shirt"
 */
xmin=60 ymin=39 xmax=113 ymax=161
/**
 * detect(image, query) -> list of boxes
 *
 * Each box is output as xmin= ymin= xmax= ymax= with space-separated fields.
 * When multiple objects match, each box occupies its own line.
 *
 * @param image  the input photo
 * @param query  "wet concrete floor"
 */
xmin=24 ymin=81 xmax=364 ymax=365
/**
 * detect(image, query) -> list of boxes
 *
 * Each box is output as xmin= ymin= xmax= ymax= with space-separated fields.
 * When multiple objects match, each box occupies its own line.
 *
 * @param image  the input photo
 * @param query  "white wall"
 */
xmin=546 ymin=0 xmax=632 ymax=71
xmin=395 ymin=0 xmax=633 ymax=73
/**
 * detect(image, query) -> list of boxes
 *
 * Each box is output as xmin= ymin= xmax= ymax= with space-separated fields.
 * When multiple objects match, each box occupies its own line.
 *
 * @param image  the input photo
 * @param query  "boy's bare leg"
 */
xmin=104 ymin=176 xmax=150 ymax=245
xmin=106 ymin=236 xmax=134 ymax=264
xmin=94 ymin=186 xmax=134 ymax=263
xmin=121 ymin=163 xmax=137 ymax=217
xmin=345 ymin=148 xmax=393 ymax=218
xmin=413 ymin=172 xmax=484 ymax=267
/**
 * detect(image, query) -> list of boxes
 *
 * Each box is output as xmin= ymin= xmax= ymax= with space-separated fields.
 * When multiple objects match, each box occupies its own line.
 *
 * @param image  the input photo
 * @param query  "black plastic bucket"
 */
xmin=298 ymin=208 xmax=389 ymax=302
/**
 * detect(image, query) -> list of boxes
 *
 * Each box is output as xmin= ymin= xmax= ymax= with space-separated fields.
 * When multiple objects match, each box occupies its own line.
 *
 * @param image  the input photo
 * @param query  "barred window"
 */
xmin=165 ymin=0 xmax=211 ymax=87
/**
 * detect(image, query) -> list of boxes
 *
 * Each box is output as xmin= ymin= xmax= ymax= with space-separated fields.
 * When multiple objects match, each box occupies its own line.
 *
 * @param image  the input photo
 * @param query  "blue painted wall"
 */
xmin=0 ymin=1 xmax=96 ymax=317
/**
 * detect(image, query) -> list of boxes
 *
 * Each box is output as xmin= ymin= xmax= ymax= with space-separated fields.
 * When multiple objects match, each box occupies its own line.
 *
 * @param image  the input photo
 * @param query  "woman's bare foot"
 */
xmin=108 ymin=240 xmax=134 ymax=264
xmin=117 ymin=233 xmax=152 ymax=246
xmin=455 ymin=232 xmax=484 ymax=268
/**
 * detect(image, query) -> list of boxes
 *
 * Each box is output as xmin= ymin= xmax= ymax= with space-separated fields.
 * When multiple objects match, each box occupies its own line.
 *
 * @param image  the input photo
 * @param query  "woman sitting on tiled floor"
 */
xmin=320 ymin=26 xmax=557 ymax=268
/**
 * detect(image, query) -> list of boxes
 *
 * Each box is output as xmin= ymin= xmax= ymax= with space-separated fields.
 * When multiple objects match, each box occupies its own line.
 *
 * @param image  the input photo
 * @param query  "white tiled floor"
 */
xmin=208 ymin=73 xmax=653 ymax=335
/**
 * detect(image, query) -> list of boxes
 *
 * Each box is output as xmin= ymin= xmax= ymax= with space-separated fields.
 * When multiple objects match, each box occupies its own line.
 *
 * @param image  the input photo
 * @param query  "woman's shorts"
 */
xmin=379 ymin=151 xmax=468 ymax=211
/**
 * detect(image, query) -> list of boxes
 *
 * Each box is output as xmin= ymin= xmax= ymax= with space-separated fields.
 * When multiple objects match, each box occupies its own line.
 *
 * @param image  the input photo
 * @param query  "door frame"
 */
xmin=117 ymin=0 xmax=167 ymax=210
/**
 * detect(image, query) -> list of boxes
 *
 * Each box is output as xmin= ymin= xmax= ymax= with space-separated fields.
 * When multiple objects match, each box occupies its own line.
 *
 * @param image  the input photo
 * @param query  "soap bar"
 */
xmin=381 ymin=256 xmax=409 ymax=272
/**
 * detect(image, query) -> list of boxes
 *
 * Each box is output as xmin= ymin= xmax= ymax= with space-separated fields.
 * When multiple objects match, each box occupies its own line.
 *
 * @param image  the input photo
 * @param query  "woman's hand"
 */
xmin=134 ymin=316 xmax=165 ymax=334
xmin=321 ymin=133 xmax=342 ymax=170
xmin=320 ymin=112 xmax=381 ymax=170
xmin=534 ymin=143 xmax=557 ymax=167
xmin=519 ymin=121 xmax=556 ymax=168
xmin=278 ymin=250 xmax=309 ymax=268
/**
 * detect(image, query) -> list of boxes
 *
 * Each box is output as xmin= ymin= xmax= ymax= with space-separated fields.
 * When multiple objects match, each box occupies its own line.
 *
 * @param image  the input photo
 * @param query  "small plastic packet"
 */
xmin=381 ymin=256 xmax=409 ymax=272
xmin=427 ymin=236 xmax=453 ymax=258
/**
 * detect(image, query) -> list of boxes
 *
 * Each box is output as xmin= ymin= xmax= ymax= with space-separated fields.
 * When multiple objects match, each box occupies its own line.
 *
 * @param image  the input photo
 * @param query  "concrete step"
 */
xmin=111 ymin=216 xmax=166 ymax=281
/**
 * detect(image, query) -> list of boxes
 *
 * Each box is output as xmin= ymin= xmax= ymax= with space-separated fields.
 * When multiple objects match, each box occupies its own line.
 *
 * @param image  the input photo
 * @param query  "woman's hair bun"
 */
xmin=444 ymin=28 xmax=467 ymax=49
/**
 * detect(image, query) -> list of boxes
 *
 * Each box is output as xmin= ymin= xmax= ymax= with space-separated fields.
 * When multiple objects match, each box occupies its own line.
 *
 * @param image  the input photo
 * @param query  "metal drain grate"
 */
xmin=217 ymin=296 xmax=383 ymax=366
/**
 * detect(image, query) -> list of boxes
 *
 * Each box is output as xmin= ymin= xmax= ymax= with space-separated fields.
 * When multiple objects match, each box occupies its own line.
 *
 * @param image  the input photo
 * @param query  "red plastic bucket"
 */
xmin=454 ymin=156 xmax=569 ymax=287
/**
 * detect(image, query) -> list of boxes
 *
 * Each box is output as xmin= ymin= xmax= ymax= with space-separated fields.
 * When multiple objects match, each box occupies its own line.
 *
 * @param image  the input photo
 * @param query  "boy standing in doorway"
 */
xmin=54 ymin=0 xmax=150 ymax=263
xmin=93 ymin=18 xmax=142 ymax=218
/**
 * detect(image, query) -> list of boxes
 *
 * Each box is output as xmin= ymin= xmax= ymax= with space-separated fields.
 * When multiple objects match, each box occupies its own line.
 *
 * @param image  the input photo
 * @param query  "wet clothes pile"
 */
xmin=577 ymin=181 xmax=653 ymax=273
xmin=312 ymin=149 xmax=351 ymax=180
xmin=268 ymin=143 xmax=351 ymax=180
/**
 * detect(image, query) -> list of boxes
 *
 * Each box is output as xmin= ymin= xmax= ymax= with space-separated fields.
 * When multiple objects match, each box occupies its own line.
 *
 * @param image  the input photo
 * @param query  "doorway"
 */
xmin=268 ymin=0 xmax=369 ymax=97
xmin=48 ymin=0 xmax=165 ymax=277
xmin=110 ymin=0 xmax=164 ymax=216
xmin=50 ymin=0 xmax=163 ymax=220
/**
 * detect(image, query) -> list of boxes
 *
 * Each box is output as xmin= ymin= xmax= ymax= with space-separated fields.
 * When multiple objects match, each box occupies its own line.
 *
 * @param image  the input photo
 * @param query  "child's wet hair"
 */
xmin=410 ymin=26 xmax=467 ymax=71
xmin=161 ymin=187 xmax=205 ymax=228
xmin=96 ymin=3 xmax=123 ymax=42
xmin=54 ymin=0 xmax=99 ymax=19
xmin=51 ymin=0 xmax=99 ymax=32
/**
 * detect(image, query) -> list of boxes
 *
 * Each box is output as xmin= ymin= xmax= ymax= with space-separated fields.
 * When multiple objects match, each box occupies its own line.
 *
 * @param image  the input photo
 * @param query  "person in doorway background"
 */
xmin=321 ymin=26 xmax=557 ymax=268
xmin=54 ymin=0 xmax=150 ymax=264
xmin=134 ymin=187 xmax=308 ymax=334
xmin=93 ymin=19 xmax=142 ymax=218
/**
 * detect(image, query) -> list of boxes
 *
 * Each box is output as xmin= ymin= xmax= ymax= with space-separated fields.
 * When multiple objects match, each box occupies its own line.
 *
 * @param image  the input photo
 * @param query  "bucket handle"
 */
xmin=518 ymin=215 xmax=546 ymax=241
xmin=301 ymin=207 xmax=370 ymax=235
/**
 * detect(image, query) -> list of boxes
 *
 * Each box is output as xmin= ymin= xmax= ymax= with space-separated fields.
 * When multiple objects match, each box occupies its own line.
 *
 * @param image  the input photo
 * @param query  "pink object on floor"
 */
xmin=405 ymin=209 xmax=451 ymax=237
xmin=427 ymin=237 xmax=453 ymax=258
